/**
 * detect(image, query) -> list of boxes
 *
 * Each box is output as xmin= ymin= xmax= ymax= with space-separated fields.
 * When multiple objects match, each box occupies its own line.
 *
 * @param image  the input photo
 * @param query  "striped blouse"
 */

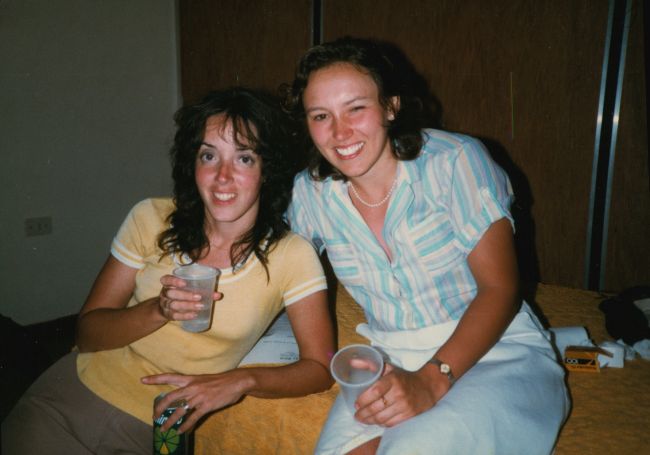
xmin=287 ymin=129 xmax=514 ymax=331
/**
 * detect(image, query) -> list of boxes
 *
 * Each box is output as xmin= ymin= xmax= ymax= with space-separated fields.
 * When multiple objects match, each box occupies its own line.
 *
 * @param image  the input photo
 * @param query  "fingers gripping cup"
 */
xmin=173 ymin=264 xmax=220 ymax=333
xmin=330 ymin=344 xmax=384 ymax=413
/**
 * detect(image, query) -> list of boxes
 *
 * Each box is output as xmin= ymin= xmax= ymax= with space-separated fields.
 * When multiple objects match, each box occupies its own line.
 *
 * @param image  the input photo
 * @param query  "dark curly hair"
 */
xmin=158 ymin=87 xmax=301 ymax=274
xmin=283 ymin=36 xmax=436 ymax=181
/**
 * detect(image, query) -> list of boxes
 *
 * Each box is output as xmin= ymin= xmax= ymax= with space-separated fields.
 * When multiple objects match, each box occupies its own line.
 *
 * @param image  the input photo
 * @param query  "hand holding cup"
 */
xmin=330 ymin=344 xmax=385 ymax=413
xmin=159 ymin=264 xmax=220 ymax=332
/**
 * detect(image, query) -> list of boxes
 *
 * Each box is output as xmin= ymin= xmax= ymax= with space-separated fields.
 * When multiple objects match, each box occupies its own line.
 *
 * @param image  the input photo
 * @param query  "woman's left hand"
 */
xmin=353 ymin=363 xmax=448 ymax=427
xmin=142 ymin=370 xmax=253 ymax=433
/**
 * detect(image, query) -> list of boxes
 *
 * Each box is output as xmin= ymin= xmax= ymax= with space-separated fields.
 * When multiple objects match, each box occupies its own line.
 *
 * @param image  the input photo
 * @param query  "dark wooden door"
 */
xmin=179 ymin=0 xmax=649 ymax=291
xmin=179 ymin=0 xmax=312 ymax=102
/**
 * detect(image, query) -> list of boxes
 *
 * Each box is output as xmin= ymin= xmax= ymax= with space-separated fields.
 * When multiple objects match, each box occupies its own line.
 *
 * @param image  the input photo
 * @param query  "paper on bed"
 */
xmin=549 ymin=326 xmax=594 ymax=357
xmin=239 ymin=311 xmax=299 ymax=366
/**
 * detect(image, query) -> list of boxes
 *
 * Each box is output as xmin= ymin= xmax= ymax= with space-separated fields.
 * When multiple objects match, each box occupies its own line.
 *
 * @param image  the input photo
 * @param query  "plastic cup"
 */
xmin=173 ymin=263 xmax=220 ymax=333
xmin=330 ymin=344 xmax=384 ymax=413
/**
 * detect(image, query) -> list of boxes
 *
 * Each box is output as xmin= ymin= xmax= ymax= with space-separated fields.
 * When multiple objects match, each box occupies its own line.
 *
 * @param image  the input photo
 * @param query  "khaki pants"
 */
xmin=2 ymin=352 xmax=150 ymax=455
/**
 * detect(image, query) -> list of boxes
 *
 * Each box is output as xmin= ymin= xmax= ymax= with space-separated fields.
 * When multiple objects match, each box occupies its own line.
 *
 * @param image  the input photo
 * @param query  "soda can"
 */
xmin=153 ymin=393 xmax=189 ymax=455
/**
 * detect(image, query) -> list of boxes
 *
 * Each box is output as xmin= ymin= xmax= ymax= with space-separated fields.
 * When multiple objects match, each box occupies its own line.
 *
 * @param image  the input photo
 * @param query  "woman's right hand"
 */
xmin=158 ymin=274 xmax=223 ymax=322
xmin=143 ymin=369 xmax=253 ymax=433
xmin=354 ymin=363 xmax=442 ymax=428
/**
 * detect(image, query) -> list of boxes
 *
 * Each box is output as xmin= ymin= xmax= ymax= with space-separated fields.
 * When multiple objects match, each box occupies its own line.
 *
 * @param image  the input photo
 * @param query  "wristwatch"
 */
xmin=427 ymin=358 xmax=456 ymax=385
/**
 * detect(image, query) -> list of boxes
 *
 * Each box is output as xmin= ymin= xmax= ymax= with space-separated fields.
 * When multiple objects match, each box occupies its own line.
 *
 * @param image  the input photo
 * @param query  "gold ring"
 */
xmin=381 ymin=396 xmax=388 ymax=408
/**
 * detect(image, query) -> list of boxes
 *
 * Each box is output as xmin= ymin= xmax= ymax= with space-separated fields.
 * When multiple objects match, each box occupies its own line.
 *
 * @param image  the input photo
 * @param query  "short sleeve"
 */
xmin=449 ymin=137 xmax=514 ymax=253
xmin=287 ymin=172 xmax=326 ymax=254
xmin=111 ymin=199 xmax=171 ymax=269
xmin=278 ymin=234 xmax=327 ymax=307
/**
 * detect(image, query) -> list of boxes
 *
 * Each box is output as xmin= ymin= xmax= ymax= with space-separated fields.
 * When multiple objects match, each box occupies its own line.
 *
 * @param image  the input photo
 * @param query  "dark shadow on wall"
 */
xmin=479 ymin=137 xmax=541 ymax=294
xmin=374 ymin=38 xmax=444 ymax=130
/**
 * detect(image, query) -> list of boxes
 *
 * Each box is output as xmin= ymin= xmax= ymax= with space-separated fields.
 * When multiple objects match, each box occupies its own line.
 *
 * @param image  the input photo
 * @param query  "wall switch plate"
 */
xmin=25 ymin=216 xmax=53 ymax=236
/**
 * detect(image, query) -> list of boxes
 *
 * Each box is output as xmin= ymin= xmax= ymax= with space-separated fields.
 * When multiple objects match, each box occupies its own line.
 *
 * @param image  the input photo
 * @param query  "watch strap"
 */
xmin=427 ymin=358 xmax=456 ymax=385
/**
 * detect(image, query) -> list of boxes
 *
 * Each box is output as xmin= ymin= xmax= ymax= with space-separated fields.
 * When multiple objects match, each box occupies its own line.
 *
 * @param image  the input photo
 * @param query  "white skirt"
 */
xmin=315 ymin=304 xmax=570 ymax=455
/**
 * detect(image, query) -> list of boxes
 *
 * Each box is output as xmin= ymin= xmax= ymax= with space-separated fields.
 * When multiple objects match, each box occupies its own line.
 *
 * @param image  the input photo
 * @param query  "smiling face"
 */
xmin=303 ymin=62 xmax=398 ymax=182
xmin=195 ymin=114 xmax=263 ymax=236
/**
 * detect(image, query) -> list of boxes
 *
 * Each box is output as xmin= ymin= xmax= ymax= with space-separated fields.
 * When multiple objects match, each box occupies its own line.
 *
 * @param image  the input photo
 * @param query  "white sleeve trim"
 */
xmin=110 ymin=239 xmax=144 ymax=270
xmin=283 ymin=276 xmax=327 ymax=306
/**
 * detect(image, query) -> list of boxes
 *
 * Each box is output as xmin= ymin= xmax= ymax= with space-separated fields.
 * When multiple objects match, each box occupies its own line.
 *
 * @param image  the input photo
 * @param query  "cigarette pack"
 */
xmin=563 ymin=345 xmax=612 ymax=373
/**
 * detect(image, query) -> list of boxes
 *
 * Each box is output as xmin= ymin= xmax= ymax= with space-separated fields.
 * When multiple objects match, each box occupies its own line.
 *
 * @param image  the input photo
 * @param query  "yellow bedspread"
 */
xmin=193 ymin=283 xmax=650 ymax=454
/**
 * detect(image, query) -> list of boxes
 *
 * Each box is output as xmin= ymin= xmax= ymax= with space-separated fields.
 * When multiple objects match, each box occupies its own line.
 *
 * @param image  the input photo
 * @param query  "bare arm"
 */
xmin=421 ymin=217 xmax=519 ymax=389
xmin=355 ymin=218 xmax=519 ymax=427
xmin=76 ymin=256 xmax=165 ymax=352
xmin=243 ymin=288 xmax=335 ymax=397
xmin=76 ymin=255 xmax=208 ymax=352
xmin=143 ymin=289 xmax=335 ymax=432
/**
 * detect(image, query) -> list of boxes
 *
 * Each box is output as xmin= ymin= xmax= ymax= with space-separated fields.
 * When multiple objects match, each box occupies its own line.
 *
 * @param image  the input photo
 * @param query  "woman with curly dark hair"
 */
xmin=3 ymin=88 xmax=334 ymax=454
xmin=161 ymin=88 xmax=305 ymax=272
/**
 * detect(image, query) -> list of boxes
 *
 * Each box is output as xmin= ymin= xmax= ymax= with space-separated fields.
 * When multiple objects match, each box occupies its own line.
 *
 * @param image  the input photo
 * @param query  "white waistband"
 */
xmin=356 ymin=302 xmax=551 ymax=371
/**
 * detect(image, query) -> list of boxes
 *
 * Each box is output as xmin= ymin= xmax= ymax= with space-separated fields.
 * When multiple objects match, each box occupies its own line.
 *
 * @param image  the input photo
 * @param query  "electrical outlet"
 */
xmin=25 ymin=216 xmax=53 ymax=236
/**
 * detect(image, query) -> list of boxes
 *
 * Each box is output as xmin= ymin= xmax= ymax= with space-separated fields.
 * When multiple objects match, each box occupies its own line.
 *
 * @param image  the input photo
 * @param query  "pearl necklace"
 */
xmin=348 ymin=178 xmax=398 ymax=208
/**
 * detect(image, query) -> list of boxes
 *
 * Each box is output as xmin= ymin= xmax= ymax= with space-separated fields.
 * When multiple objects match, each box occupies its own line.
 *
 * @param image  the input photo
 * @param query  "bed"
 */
xmin=193 ymin=283 xmax=650 ymax=454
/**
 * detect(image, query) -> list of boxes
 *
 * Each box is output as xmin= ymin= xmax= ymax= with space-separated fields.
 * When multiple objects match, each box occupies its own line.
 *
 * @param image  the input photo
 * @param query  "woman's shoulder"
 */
xmin=416 ymin=129 xmax=510 ymax=198
xmin=291 ymin=169 xmax=336 ymax=206
xmin=129 ymin=197 xmax=174 ymax=217
xmin=270 ymin=231 xmax=320 ymax=262
xmin=420 ymin=129 xmax=484 ymax=155
xmin=417 ymin=129 xmax=492 ymax=170
xmin=293 ymin=169 xmax=323 ymax=191
xmin=269 ymin=231 xmax=323 ymax=280
xmin=275 ymin=231 xmax=318 ymax=251
xmin=122 ymin=197 xmax=175 ymax=232
xmin=112 ymin=198 xmax=174 ymax=264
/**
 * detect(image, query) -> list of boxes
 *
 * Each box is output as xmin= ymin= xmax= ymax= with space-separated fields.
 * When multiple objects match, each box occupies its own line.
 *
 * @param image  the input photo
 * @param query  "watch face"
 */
xmin=440 ymin=364 xmax=451 ymax=374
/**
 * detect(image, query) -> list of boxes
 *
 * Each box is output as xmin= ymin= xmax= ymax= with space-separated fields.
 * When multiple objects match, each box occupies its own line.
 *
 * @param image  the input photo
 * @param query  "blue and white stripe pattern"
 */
xmin=288 ymin=129 xmax=514 ymax=331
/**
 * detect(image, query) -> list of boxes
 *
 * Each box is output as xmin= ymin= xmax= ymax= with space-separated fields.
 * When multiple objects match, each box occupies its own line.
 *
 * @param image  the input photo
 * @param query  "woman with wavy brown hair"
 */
xmin=285 ymin=37 xmax=568 ymax=455
xmin=3 ymin=87 xmax=334 ymax=454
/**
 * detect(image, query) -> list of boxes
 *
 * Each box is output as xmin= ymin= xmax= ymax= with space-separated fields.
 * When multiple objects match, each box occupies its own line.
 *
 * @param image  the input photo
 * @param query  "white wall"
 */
xmin=0 ymin=0 xmax=180 ymax=324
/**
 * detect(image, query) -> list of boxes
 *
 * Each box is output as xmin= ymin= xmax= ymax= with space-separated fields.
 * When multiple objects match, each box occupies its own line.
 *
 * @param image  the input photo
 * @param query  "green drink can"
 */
xmin=153 ymin=394 xmax=189 ymax=455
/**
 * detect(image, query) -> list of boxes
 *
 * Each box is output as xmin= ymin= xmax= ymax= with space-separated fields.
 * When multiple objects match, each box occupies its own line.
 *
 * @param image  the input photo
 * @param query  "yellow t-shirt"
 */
xmin=77 ymin=198 xmax=327 ymax=424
